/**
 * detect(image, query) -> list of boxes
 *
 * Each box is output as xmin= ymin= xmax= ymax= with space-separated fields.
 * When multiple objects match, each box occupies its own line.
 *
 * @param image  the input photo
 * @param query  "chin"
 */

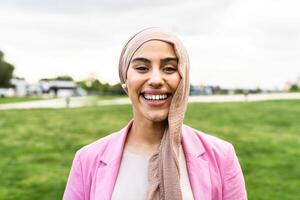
xmin=145 ymin=112 xmax=168 ymax=123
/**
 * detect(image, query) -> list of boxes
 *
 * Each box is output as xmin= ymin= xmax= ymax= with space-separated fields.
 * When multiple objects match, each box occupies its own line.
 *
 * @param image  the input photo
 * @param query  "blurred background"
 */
xmin=0 ymin=0 xmax=299 ymax=199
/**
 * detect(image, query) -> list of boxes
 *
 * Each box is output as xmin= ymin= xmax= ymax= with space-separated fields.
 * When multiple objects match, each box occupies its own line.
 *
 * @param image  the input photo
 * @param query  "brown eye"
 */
xmin=163 ymin=65 xmax=177 ymax=74
xmin=134 ymin=65 xmax=149 ymax=73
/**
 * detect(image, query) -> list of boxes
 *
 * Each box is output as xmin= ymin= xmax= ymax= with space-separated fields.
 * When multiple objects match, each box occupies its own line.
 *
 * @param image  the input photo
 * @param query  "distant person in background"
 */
xmin=65 ymin=96 xmax=70 ymax=108
xmin=63 ymin=27 xmax=247 ymax=200
xmin=244 ymin=90 xmax=249 ymax=102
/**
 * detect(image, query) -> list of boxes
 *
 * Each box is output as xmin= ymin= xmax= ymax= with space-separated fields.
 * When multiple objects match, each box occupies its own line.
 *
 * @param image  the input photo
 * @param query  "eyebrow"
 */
xmin=131 ymin=57 xmax=178 ymax=63
xmin=161 ymin=57 xmax=178 ymax=63
xmin=131 ymin=57 xmax=151 ymax=63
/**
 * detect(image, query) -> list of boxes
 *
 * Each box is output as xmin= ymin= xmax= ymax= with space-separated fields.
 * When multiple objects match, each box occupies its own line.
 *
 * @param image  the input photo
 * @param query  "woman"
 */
xmin=63 ymin=27 xmax=247 ymax=200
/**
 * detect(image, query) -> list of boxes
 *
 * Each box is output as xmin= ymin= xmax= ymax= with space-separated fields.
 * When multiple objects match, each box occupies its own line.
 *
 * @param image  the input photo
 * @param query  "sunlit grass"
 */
xmin=0 ymin=100 xmax=299 ymax=199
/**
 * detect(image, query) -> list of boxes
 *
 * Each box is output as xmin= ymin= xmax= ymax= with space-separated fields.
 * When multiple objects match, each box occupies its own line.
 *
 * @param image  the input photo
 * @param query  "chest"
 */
xmin=111 ymin=147 xmax=194 ymax=200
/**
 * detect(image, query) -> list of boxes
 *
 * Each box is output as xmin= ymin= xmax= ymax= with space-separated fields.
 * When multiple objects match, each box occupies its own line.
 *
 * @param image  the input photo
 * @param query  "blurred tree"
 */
xmin=13 ymin=76 xmax=25 ymax=80
xmin=40 ymin=75 xmax=74 ymax=81
xmin=110 ymin=83 xmax=125 ymax=95
xmin=77 ymin=79 xmax=125 ymax=95
xmin=0 ymin=50 xmax=15 ymax=88
xmin=253 ymin=87 xmax=262 ymax=94
xmin=289 ymin=84 xmax=300 ymax=92
xmin=54 ymin=75 xmax=73 ymax=81
xmin=234 ymin=88 xmax=244 ymax=94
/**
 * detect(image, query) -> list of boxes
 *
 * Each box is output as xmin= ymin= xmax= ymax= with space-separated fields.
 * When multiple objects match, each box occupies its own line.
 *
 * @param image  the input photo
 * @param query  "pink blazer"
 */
xmin=63 ymin=121 xmax=247 ymax=200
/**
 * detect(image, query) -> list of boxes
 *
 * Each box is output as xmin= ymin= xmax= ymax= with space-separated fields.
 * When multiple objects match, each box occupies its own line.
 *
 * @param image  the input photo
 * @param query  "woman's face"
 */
xmin=126 ymin=40 xmax=181 ymax=122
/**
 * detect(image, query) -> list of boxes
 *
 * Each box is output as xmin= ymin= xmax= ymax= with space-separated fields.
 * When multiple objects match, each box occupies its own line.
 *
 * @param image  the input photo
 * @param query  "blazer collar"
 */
xmin=99 ymin=122 xmax=208 ymax=165
xmin=95 ymin=122 xmax=211 ymax=200
xmin=181 ymin=124 xmax=206 ymax=159
xmin=100 ymin=120 xmax=133 ymax=165
xmin=181 ymin=124 xmax=212 ymax=200
xmin=93 ymin=120 xmax=133 ymax=200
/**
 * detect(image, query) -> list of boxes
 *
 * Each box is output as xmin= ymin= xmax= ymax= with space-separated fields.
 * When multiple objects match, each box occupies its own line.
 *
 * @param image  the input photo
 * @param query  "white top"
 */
xmin=112 ymin=145 xmax=194 ymax=200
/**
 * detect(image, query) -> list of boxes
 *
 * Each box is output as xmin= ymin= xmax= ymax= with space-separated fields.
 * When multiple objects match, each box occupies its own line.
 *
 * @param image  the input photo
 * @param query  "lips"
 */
xmin=141 ymin=90 xmax=171 ymax=99
xmin=143 ymin=93 xmax=168 ymax=100
xmin=140 ymin=90 xmax=172 ymax=106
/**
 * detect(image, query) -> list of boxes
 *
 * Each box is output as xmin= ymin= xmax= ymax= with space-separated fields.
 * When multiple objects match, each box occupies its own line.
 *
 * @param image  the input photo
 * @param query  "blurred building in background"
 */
xmin=0 ymin=78 xmax=86 ymax=98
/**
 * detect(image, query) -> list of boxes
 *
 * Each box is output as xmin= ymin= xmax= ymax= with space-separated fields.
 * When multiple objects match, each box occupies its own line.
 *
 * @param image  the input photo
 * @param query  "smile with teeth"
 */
xmin=142 ymin=93 xmax=168 ymax=101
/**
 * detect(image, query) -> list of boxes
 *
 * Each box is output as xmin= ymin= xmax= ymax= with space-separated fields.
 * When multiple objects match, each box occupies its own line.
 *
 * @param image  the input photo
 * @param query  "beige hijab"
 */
xmin=119 ymin=27 xmax=190 ymax=200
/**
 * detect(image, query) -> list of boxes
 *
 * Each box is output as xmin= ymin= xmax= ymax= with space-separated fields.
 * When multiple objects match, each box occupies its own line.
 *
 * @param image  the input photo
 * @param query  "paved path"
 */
xmin=0 ymin=96 xmax=97 ymax=110
xmin=0 ymin=93 xmax=299 ymax=110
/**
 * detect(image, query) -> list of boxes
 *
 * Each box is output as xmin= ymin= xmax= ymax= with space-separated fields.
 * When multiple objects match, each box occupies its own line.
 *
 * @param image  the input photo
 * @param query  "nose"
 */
xmin=148 ymin=67 xmax=164 ymax=88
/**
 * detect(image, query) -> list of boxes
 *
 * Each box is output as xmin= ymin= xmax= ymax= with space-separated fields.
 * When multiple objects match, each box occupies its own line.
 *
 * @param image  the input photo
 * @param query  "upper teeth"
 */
xmin=143 ymin=94 xmax=168 ymax=100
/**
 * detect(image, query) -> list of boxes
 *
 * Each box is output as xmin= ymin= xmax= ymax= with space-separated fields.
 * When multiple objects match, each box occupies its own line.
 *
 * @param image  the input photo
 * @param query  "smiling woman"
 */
xmin=63 ymin=27 xmax=247 ymax=200
xmin=126 ymin=40 xmax=180 ymax=123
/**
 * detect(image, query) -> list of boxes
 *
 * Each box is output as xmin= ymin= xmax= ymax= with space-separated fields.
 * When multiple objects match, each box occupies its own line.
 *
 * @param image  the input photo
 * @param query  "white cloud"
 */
xmin=0 ymin=0 xmax=299 ymax=89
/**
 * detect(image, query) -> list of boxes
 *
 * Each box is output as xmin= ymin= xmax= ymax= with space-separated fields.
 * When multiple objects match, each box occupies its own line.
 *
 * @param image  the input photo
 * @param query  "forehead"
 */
xmin=131 ymin=40 xmax=177 ymax=60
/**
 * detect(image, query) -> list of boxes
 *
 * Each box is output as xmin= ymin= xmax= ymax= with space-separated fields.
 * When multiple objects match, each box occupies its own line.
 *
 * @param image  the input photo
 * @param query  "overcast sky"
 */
xmin=0 ymin=0 xmax=299 ymax=89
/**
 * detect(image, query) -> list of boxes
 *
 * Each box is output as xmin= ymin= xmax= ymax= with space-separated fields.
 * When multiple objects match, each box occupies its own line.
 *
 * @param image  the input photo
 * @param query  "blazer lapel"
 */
xmin=92 ymin=122 xmax=212 ymax=200
xmin=182 ymin=125 xmax=212 ymax=200
xmin=93 ymin=120 xmax=133 ymax=200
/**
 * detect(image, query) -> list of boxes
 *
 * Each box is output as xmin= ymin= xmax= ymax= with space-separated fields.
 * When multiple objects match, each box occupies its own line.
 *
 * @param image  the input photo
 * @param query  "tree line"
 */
xmin=77 ymin=79 xmax=125 ymax=96
xmin=0 ymin=49 xmax=299 ymax=93
xmin=0 ymin=51 xmax=14 ymax=88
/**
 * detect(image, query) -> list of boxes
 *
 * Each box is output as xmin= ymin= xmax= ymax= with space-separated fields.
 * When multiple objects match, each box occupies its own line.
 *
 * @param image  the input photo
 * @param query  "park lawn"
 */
xmin=0 ymin=100 xmax=299 ymax=200
xmin=0 ymin=97 xmax=45 ymax=104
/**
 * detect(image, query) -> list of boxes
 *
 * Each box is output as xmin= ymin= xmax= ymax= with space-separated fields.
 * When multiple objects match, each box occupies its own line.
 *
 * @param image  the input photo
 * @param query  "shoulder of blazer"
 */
xmin=76 ymin=131 xmax=119 ymax=161
xmin=74 ymin=121 xmax=132 ymax=171
xmin=76 ymin=127 xmax=127 ymax=169
xmin=182 ymin=124 xmax=234 ymax=162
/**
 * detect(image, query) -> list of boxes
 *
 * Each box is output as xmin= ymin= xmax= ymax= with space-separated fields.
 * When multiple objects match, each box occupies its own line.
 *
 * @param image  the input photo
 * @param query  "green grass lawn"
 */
xmin=0 ymin=100 xmax=299 ymax=200
xmin=0 ymin=97 xmax=45 ymax=104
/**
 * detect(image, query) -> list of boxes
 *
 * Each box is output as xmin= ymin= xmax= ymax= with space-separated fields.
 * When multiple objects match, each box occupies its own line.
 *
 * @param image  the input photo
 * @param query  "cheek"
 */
xmin=126 ymin=79 xmax=138 ymax=97
xmin=126 ymin=77 xmax=145 ymax=97
xmin=168 ymin=74 xmax=181 ymax=92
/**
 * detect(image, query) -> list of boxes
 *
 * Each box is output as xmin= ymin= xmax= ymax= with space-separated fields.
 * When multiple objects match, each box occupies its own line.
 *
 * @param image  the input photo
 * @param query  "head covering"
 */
xmin=118 ymin=27 xmax=190 ymax=200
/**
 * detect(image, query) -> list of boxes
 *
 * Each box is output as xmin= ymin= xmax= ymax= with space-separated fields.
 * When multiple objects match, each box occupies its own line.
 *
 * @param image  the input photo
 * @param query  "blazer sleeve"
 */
xmin=63 ymin=151 xmax=85 ymax=200
xmin=222 ymin=144 xmax=248 ymax=200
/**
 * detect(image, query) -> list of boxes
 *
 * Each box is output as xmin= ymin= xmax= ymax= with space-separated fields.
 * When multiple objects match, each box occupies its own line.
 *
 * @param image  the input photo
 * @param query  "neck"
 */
xmin=125 ymin=116 xmax=167 ymax=155
xmin=133 ymin=118 xmax=167 ymax=144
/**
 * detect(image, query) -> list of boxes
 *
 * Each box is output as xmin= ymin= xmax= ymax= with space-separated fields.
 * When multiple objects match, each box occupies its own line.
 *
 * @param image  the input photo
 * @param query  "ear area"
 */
xmin=121 ymin=83 xmax=128 ymax=94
